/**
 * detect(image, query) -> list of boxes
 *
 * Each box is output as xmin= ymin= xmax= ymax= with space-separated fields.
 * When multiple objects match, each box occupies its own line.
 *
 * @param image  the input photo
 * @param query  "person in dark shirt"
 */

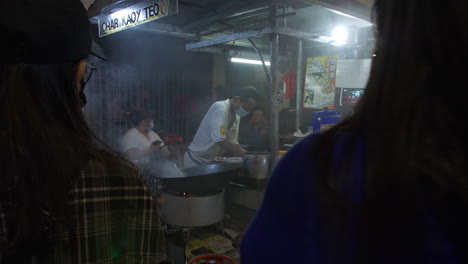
xmin=240 ymin=108 xmax=270 ymax=151
xmin=241 ymin=0 xmax=468 ymax=263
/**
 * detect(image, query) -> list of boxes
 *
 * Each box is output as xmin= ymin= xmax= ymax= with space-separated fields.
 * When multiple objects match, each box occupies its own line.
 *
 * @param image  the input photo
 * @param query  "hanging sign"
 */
xmin=303 ymin=56 xmax=338 ymax=109
xmin=98 ymin=0 xmax=178 ymax=37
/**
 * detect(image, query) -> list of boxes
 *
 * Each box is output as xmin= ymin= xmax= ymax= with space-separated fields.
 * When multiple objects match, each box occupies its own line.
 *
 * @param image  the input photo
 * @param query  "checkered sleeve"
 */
xmin=50 ymin=152 xmax=167 ymax=263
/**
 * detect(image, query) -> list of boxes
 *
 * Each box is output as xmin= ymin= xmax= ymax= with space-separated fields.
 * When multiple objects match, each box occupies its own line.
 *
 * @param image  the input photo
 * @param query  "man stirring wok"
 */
xmin=183 ymin=86 xmax=260 ymax=168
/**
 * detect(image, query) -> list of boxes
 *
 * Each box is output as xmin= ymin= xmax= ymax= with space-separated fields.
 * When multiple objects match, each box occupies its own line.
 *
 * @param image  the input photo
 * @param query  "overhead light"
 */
xmin=230 ymin=57 xmax=270 ymax=66
xmin=331 ymin=26 xmax=348 ymax=46
xmin=317 ymin=35 xmax=334 ymax=43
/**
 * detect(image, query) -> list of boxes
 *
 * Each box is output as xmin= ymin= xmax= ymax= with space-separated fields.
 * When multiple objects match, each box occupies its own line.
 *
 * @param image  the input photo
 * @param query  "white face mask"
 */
xmin=149 ymin=122 xmax=155 ymax=130
xmin=235 ymin=106 xmax=249 ymax=117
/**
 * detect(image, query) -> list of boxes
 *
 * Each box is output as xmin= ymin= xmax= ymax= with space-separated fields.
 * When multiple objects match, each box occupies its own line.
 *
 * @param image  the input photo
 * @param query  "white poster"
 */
xmin=303 ymin=56 xmax=338 ymax=109
xmin=336 ymin=59 xmax=372 ymax=89
xmin=336 ymin=59 xmax=372 ymax=107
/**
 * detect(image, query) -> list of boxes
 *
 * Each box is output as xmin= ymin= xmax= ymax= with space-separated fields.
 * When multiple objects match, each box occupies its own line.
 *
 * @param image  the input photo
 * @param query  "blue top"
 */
xmin=240 ymin=134 xmax=460 ymax=264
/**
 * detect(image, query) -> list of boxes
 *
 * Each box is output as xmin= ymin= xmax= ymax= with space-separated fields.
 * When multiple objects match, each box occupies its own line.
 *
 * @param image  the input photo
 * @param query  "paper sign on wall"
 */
xmin=336 ymin=59 xmax=371 ymax=89
xmin=303 ymin=56 xmax=338 ymax=109
xmin=336 ymin=59 xmax=371 ymax=106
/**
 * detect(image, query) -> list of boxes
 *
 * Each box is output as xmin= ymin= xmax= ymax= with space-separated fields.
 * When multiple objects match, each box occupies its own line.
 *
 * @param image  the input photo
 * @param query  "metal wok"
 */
xmin=146 ymin=163 xmax=243 ymax=195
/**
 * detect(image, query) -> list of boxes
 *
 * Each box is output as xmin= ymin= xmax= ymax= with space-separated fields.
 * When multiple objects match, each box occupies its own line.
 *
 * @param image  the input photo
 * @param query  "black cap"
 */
xmin=0 ymin=0 xmax=91 ymax=63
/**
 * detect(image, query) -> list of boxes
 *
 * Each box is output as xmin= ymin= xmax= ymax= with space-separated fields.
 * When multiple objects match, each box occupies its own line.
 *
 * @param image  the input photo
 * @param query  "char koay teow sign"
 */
xmin=98 ymin=0 xmax=178 ymax=37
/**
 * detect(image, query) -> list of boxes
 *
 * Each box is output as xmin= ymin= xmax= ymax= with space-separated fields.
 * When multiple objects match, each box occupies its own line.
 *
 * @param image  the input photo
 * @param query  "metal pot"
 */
xmin=160 ymin=190 xmax=225 ymax=227
xmin=242 ymin=152 xmax=271 ymax=179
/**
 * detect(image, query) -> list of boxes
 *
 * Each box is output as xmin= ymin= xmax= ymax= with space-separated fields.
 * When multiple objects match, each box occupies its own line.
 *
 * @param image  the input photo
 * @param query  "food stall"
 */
xmin=82 ymin=0 xmax=374 ymax=262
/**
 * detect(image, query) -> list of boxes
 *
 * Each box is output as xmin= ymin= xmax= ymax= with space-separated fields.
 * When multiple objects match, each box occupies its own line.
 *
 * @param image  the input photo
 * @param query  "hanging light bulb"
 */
xmin=331 ymin=26 xmax=348 ymax=46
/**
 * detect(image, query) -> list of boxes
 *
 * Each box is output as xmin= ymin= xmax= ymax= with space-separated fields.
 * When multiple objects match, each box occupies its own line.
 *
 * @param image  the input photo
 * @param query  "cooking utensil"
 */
xmin=242 ymin=152 xmax=271 ymax=180
xmin=160 ymin=190 xmax=225 ymax=227
xmin=147 ymin=163 xmax=243 ymax=195
xmin=226 ymin=157 xmax=242 ymax=163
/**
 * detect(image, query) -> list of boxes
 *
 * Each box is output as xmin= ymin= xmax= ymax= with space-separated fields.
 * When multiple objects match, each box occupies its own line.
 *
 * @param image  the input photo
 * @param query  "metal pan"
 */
xmin=146 ymin=163 xmax=243 ymax=195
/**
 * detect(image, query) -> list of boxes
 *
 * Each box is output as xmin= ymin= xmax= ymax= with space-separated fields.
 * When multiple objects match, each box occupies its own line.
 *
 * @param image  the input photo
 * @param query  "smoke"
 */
xmin=149 ymin=156 xmax=187 ymax=178
xmin=85 ymin=27 xmax=215 ymax=156
xmin=136 ymin=154 xmax=187 ymax=199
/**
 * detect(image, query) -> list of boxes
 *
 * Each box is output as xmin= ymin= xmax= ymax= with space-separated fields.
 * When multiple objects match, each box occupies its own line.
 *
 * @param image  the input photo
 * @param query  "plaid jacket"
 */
xmin=0 ymin=151 xmax=167 ymax=263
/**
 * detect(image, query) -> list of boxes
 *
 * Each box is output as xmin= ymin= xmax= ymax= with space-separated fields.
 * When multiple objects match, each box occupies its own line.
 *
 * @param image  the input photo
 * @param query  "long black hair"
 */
xmin=312 ymin=0 xmax=468 ymax=262
xmin=0 ymin=62 xmax=119 ymax=258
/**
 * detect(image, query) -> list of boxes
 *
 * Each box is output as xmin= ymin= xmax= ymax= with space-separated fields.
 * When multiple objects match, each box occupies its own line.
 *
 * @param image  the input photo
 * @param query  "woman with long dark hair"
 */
xmin=241 ymin=0 xmax=468 ymax=263
xmin=0 ymin=0 xmax=166 ymax=263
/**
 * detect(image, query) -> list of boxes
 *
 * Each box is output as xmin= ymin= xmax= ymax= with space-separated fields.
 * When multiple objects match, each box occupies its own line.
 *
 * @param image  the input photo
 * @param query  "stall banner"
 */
xmin=98 ymin=0 xmax=178 ymax=37
xmin=303 ymin=56 xmax=338 ymax=109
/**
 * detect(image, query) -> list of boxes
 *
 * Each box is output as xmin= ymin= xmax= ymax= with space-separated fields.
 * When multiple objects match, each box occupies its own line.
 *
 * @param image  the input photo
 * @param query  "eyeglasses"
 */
xmin=83 ymin=62 xmax=96 ymax=85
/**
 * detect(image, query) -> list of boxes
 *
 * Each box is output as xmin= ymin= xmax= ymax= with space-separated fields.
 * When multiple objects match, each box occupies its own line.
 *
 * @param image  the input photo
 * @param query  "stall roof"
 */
xmin=88 ymin=0 xmax=373 ymax=54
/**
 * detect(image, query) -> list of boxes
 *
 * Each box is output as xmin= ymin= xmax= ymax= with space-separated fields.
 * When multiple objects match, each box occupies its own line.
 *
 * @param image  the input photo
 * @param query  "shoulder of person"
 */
xmin=210 ymin=100 xmax=229 ymax=112
xmin=149 ymin=131 xmax=163 ymax=141
xmin=75 ymin=150 xmax=154 ymax=210
xmin=148 ymin=130 xmax=159 ymax=137
xmin=277 ymin=134 xmax=320 ymax=166
xmin=277 ymin=130 xmax=354 ymax=172
xmin=122 ymin=128 xmax=138 ymax=138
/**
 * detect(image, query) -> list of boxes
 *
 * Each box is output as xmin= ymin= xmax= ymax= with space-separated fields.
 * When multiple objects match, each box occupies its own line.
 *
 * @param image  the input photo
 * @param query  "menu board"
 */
xmin=303 ymin=56 xmax=338 ymax=109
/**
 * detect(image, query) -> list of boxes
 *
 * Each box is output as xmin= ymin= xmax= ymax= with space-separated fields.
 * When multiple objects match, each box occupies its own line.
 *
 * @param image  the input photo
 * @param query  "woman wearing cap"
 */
xmin=0 ymin=0 xmax=167 ymax=263
xmin=120 ymin=110 xmax=170 ymax=163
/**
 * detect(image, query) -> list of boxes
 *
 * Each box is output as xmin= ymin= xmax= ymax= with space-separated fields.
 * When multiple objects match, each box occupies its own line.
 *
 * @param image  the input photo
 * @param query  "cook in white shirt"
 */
xmin=184 ymin=86 xmax=260 ymax=168
xmin=120 ymin=110 xmax=169 ymax=163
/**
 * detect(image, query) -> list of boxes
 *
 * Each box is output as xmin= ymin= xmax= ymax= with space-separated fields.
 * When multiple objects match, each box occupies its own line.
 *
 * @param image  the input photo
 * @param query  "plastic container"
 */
xmin=278 ymin=150 xmax=287 ymax=159
xmin=307 ymin=107 xmax=341 ymax=133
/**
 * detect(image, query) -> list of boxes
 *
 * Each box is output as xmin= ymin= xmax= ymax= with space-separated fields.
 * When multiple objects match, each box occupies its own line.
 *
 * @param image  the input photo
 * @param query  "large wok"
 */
xmin=144 ymin=162 xmax=243 ymax=195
